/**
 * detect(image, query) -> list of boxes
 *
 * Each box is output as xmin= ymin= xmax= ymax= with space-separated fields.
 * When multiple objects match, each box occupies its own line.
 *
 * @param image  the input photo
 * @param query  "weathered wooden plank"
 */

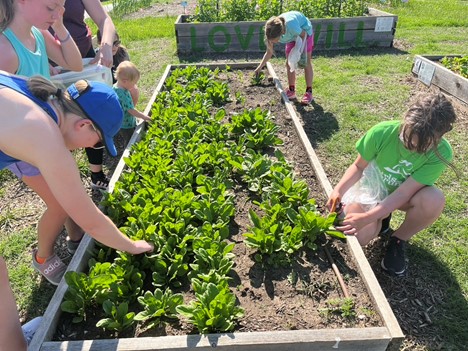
xmin=412 ymin=55 xmax=468 ymax=104
xmin=176 ymin=30 xmax=394 ymax=42
xmin=175 ymin=14 xmax=397 ymax=36
xmin=176 ymin=30 xmax=394 ymax=53
xmin=40 ymin=327 xmax=391 ymax=351
xmin=175 ymin=8 xmax=397 ymax=54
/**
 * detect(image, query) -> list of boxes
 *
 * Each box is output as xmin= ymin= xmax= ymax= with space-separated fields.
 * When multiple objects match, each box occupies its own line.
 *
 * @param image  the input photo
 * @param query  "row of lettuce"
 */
xmin=60 ymin=66 xmax=343 ymax=335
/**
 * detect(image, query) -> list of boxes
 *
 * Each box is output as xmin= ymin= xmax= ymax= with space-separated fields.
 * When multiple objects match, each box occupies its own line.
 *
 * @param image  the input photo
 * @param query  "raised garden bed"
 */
xmin=30 ymin=63 xmax=403 ymax=351
xmin=175 ymin=8 xmax=397 ymax=54
xmin=412 ymin=55 xmax=468 ymax=105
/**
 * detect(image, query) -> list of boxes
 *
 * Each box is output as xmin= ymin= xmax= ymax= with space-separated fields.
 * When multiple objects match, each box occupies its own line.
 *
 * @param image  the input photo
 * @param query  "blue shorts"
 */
xmin=7 ymin=161 xmax=40 ymax=179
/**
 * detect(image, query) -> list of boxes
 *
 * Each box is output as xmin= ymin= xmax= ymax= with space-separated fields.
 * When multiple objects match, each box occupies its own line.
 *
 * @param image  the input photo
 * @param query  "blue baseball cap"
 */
xmin=66 ymin=80 xmax=123 ymax=157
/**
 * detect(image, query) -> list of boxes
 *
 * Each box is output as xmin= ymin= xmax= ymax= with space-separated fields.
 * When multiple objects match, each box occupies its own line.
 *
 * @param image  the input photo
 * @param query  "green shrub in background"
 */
xmin=192 ymin=0 xmax=369 ymax=22
xmin=440 ymin=56 xmax=468 ymax=79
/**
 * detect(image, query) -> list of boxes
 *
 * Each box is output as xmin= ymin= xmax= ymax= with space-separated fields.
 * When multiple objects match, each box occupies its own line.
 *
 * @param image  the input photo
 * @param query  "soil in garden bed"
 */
xmin=53 ymin=68 xmax=383 ymax=341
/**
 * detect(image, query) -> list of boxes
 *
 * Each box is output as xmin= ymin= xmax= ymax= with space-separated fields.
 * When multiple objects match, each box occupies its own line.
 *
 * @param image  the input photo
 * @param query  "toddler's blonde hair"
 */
xmin=115 ymin=61 xmax=140 ymax=84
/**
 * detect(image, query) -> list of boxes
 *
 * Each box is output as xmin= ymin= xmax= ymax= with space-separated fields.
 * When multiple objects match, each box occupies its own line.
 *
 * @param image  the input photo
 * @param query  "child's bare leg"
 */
xmin=393 ymin=186 xmax=445 ymax=241
xmin=0 ymin=257 xmax=27 ymax=351
xmin=286 ymin=60 xmax=296 ymax=88
xmin=23 ymin=175 xmax=68 ymax=258
xmin=304 ymin=51 xmax=313 ymax=88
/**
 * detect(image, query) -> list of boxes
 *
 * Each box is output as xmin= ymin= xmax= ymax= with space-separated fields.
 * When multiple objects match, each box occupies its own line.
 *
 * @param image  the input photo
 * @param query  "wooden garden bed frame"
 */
xmin=412 ymin=55 xmax=468 ymax=105
xmin=29 ymin=62 xmax=404 ymax=351
xmin=175 ymin=8 xmax=397 ymax=54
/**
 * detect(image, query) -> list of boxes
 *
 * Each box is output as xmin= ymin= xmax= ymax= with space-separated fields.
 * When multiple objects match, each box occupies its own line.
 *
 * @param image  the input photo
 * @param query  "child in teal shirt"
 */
xmin=113 ymin=61 xmax=151 ymax=147
xmin=254 ymin=11 xmax=314 ymax=105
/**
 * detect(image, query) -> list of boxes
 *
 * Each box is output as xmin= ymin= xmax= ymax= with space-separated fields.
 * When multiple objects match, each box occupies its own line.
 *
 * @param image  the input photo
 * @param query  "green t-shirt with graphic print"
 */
xmin=356 ymin=120 xmax=453 ymax=194
xmin=113 ymin=85 xmax=136 ymax=129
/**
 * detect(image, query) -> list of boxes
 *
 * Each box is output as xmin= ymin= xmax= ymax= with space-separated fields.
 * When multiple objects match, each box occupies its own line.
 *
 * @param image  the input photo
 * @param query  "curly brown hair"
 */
xmin=400 ymin=92 xmax=458 ymax=175
xmin=400 ymin=93 xmax=456 ymax=153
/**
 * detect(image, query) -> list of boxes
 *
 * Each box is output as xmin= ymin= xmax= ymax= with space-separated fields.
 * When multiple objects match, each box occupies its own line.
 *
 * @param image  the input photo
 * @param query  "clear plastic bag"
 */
xmin=288 ymin=36 xmax=307 ymax=73
xmin=342 ymin=160 xmax=388 ymax=211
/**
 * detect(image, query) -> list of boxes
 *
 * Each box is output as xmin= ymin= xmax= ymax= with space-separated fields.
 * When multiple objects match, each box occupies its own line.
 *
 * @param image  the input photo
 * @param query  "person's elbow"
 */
xmin=69 ymin=60 xmax=84 ymax=72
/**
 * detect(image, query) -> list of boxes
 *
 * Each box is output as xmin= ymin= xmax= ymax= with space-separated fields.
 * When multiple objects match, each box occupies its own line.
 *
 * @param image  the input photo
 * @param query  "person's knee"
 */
xmin=42 ymin=205 xmax=68 ymax=222
xmin=415 ymin=187 xmax=445 ymax=215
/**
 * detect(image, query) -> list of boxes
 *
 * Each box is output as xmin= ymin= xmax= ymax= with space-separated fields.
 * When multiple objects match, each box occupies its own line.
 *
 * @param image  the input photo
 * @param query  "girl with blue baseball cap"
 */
xmin=0 ymin=71 xmax=153 ymax=350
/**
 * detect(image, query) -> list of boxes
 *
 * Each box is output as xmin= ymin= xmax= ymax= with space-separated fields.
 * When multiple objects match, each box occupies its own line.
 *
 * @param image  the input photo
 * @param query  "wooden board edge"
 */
xmin=40 ymin=327 xmax=391 ymax=351
xmin=412 ymin=55 xmax=468 ymax=105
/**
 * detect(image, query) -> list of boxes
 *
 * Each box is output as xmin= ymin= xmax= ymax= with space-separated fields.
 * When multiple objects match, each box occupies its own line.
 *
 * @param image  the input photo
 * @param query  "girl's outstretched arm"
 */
xmin=85 ymin=0 xmax=116 ymax=67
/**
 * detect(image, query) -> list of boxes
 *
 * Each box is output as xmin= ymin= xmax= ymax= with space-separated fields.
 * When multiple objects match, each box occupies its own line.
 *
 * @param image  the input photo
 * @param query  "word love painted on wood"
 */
xmin=175 ymin=10 xmax=397 ymax=54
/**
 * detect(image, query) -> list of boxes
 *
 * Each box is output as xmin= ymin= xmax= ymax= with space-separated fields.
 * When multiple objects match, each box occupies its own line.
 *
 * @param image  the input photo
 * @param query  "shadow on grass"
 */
xmin=295 ymin=100 xmax=340 ymax=148
xmin=365 ymin=236 xmax=468 ymax=350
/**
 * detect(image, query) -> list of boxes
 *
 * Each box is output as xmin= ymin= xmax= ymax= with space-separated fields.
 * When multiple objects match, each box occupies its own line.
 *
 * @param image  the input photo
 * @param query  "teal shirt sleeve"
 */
xmin=279 ymin=11 xmax=313 ymax=44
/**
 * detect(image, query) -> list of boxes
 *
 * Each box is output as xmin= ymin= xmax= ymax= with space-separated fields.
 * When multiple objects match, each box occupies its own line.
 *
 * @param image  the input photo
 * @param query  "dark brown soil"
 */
xmin=53 ymin=68 xmax=383 ymax=341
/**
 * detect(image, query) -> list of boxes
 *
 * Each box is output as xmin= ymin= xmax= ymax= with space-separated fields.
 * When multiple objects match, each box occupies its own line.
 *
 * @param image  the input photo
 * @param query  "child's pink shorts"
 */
xmin=285 ymin=34 xmax=315 ymax=57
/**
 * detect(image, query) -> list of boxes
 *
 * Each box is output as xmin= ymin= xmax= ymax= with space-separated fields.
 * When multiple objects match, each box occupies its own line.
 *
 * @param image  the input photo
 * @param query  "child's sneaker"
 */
xmin=381 ymin=236 xmax=407 ymax=277
xmin=91 ymin=171 xmax=109 ymax=190
xmin=32 ymin=249 xmax=67 ymax=286
xmin=301 ymin=91 xmax=313 ymax=105
xmin=379 ymin=213 xmax=392 ymax=235
xmin=285 ymin=89 xmax=296 ymax=100
xmin=66 ymin=235 xmax=83 ymax=255
xmin=22 ymin=316 xmax=43 ymax=345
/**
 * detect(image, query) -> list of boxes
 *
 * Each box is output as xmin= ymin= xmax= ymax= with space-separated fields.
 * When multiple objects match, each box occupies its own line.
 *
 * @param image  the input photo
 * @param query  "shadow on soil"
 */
xmin=365 ymin=234 xmax=468 ymax=350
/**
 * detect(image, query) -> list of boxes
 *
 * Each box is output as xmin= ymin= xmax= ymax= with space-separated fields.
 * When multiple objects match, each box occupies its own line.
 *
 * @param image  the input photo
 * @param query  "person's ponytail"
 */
xmin=27 ymin=76 xmax=60 ymax=102
xmin=27 ymin=77 xmax=91 ymax=118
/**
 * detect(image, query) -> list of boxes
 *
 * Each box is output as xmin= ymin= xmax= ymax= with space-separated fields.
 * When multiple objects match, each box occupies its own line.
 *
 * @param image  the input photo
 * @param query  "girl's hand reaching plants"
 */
xmin=251 ymin=71 xmax=265 ymax=86
xmin=335 ymin=212 xmax=370 ymax=236
xmin=326 ymin=193 xmax=344 ymax=214
xmin=129 ymin=240 xmax=154 ymax=254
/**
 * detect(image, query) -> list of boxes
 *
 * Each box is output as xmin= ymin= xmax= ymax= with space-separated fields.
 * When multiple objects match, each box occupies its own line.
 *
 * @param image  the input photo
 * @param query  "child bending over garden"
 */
xmin=254 ymin=11 xmax=314 ymax=105
xmin=0 ymin=0 xmax=90 ymax=285
xmin=327 ymin=93 xmax=457 ymax=277
xmin=0 ymin=71 xmax=153 ymax=349
xmin=113 ymin=61 xmax=151 ymax=147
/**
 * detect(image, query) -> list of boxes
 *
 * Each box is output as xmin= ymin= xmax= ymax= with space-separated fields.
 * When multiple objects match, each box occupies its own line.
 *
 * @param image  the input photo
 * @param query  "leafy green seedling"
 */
xmin=251 ymin=71 xmax=265 ymax=86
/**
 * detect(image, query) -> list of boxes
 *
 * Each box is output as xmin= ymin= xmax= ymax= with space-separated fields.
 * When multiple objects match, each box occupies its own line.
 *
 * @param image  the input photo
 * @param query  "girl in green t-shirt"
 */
xmin=327 ymin=93 xmax=457 ymax=277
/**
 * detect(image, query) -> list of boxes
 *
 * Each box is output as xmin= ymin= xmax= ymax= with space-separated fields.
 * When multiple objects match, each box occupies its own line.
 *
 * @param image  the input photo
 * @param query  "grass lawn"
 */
xmin=0 ymin=0 xmax=466 ymax=350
